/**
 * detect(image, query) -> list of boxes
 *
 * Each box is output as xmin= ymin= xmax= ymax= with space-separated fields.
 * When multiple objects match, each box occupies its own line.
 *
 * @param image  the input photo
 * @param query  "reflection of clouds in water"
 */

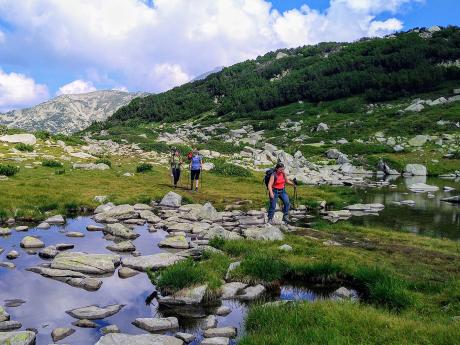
xmin=0 ymin=217 xmax=167 ymax=345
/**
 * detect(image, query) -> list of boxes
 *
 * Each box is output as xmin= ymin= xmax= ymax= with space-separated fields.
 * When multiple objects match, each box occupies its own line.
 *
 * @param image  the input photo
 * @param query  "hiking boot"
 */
xmin=267 ymin=218 xmax=274 ymax=224
xmin=282 ymin=216 xmax=290 ymax=223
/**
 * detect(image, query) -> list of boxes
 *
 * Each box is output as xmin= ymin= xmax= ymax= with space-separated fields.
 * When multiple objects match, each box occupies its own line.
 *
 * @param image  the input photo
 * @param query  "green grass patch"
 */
xmin=340 ymin=142 xmax=393 ymax=155
xmin=136 ymin=163 xmax=153 ymax=173
xmin=211 ymin=159 xmax=252 ymax=177
xmin=42 ymin=160 xmax=63 ymax=168
xmin=239 ymin=301 xmax=460 ymax=345
xmin=0 ymin=164 xmax=19 ymax=176
xmin=95 ymin=158 xmax=112 ymax=167
xmin=14 ymin=143 xmax=34 ymax=152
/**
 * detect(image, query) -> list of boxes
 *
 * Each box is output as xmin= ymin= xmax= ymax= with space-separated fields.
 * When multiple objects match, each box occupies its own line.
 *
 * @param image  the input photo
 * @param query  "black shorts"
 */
xmin=191 ymin=169 xmax=201 ymax=180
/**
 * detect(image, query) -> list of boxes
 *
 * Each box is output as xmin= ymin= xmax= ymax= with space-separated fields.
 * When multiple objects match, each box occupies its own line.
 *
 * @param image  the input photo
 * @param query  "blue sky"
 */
xmin=0 ymin=0 xmax=458 ymax=112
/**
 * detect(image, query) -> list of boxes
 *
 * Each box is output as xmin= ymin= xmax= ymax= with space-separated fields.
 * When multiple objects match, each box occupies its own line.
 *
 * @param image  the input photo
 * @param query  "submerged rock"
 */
xmin=100 ymin=325 xmax=120 ymax=334
xmin=201 ymin=337 xmax=229 ymax=345
xmin=66 ymin=304 xmax=125 ymax=320
xmin=118 ymin=267 xmax=139 ymax=279
xmin=175 ymin=332 xmax=195 ymax=343
xmin=132 ymin=317 xmax=179 ymax=332
xmin=94 ymin=333 xmax=183 ymax=345
xmin=72 ymin=319 xmax=97 ymax=328
xmin=106 ymin=241 xmax=136 ymax=252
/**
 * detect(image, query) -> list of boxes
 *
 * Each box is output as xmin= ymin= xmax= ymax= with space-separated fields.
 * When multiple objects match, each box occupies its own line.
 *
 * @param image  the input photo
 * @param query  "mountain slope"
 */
xmin=102 ymin=26 xmax=460 ymax=127
xmin=0 ymin=90 xmax=148 ymax=134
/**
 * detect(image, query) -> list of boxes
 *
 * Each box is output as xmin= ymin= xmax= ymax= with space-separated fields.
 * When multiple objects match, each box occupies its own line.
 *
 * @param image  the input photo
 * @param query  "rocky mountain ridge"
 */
xmin=0 ymin=90 xmax=148 ymax=134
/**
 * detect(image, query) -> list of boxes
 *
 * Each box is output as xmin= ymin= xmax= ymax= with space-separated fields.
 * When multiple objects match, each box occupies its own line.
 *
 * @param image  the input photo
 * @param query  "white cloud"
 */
xmin=0 ymin=69 xmax=49 ymax=112
xmin=0 ymin=0 xmax=419 ymax=95
xmin=56 ymin=79 xmax=97 ymax=95
xmin=0 ymin=30 xmax=5 ymax=43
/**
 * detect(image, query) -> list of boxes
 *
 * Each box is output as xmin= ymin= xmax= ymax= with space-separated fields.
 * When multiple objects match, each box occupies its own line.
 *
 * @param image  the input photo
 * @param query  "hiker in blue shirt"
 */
xmin=189 ymin=149 xmax=202 ymax=191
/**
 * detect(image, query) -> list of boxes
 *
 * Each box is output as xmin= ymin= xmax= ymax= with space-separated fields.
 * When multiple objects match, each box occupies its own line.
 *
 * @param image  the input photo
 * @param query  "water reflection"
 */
xmin=0 ymin=217 xmax=332 ymax=344
xmin=350 ymin=177 xmax=460 ymax=239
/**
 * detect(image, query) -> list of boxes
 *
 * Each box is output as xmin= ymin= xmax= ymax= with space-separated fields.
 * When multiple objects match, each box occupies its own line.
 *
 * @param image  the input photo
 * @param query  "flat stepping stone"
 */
xmin=45 ymin=215 xmax=66 ymax=224
xmin=201 ymin=337 xmax=229 ymax=345
xmin=0 ymin=320 xmax=22 ymax=331
xmin=106 ymin=241 xmax=135 ymax=252
xmin=66 ymin=304 xmax=125 ymax=320
xmin=66 ymin=232 xmax=85 ymax=238
xmin=0 ymin=262 xmax=16 ymax=269
xmin=0 ymin=228 xmax=12 ymax=236
xmin=158 ymin=284 xmax=207 ymax=306
xmin=104 ymin=223 xmax=139 ymax=239
xmin=176 ymin=332 xmax=195 ymax=343
xmin=6 ymin=251 xmax=19 ymax=260
xmin=50 ymin=252 xmax=120 ymax=275
xmin=15 ymin=226 xmax=29 ymax=232
xmin=132 ymin=317 xmax=179 ymax=332
xmin=51 ymin=327 xmax=75 ymax=342
xmin=72 ymin=319 xmax=97 ymax=328
xmin=237 ymin=285 xmax=266 ymax=301
xmin=221 ymin=282 xmax=247 ymax=299
xmin=20 ymin=236 xmax=44 ymax=248
xmin=204 ymin=327 xmax=237 ymax=338
xmin=215 ymin=306 xmax=231 ymax=316
xmin=39 ymin=246 xmax=59 ymax=259
xmin=55 ymin=243 xmax=74 ymax=250
xmin=95 ymin=333 xmax=183 ymax=345
xmin=0 ymin=331 xmax=36 ymax=345
xmin=159 ymin=235 xmax=190 ymax=249
xmin=122 ymin=253 xmax=184 ymax=272
xmin=37 ymin=222 xmax=50 ymax=229
xmin=118 ymin=267 xmax=139 ymax=279
xmin=202 ymin=315 xmax=217 ymax=330
xmin=86 ymin=224 xmax=105 ymax=231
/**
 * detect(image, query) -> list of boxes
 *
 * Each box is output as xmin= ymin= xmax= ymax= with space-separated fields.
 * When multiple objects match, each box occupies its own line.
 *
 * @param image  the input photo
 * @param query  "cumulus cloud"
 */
xmin=0 ymin=0 xmax=419 ymax=95
xmin=56 ymin=79 xmax=97 ymax=95
xmin=0 ymin=69 xmax=49 ymax=112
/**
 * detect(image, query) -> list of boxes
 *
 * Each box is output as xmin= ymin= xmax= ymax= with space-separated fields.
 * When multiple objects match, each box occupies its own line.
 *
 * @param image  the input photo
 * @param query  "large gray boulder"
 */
xmin=51 ymin=327 xmax=75 ymax=342
xmin=0 ymin=134 xmax=36 ymax=145
xmin=66 ymin=304 xmax=125 ymax=320
xmin=196 ymin=202 xmax=219 ymax=221
xmin=160 ymin=192 xmax=182 ymax=207
xmin=0 ymin=331 xmax=36 ymax=345
xmin=94 ymin=333 xmax=183 ymax=345
xmin=122 ymin=253 xmax=185 ymax=272
xmin=404 ymin=164 xmax=427 ymax=176
xmin=50 ymin=252 xmax=120 ymax=274
xmin=408 ymin=135 xmax=428 ymax=147
xmin=243 ymin=225 xmax=284 ymax=241
xmin=45 ymin=215 xmax=66 ymax=224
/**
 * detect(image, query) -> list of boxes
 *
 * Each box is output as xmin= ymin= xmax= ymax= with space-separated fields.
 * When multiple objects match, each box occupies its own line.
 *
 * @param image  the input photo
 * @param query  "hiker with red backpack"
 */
xmin=265 ymin=162 xmax=297 ymax=224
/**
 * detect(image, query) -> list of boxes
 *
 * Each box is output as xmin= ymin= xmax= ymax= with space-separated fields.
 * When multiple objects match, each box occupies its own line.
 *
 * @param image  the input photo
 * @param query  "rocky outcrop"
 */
xmin=0 ymin=134 xmax=36 ymax=145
